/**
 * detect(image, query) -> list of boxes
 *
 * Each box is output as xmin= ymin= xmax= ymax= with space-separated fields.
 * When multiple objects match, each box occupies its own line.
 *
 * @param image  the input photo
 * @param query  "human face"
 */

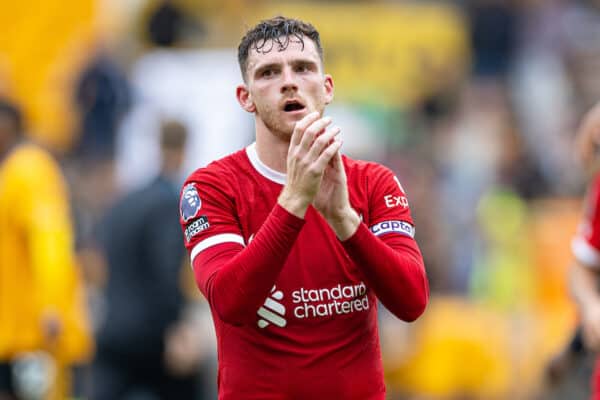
xmin=236 ymin=36 xmax=334 ymax=141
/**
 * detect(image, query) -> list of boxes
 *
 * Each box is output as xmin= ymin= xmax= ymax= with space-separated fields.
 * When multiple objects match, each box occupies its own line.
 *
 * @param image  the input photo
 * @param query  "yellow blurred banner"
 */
xmin=0 ymin=0 xmax=96 ymax=152
xmin=249 ymin=3 xmax=470 ymax=107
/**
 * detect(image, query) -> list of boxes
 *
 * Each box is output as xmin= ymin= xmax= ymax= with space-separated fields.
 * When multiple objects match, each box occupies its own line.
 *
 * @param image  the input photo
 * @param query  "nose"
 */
xmin=280 ymin=67 xmax=297 ymax=93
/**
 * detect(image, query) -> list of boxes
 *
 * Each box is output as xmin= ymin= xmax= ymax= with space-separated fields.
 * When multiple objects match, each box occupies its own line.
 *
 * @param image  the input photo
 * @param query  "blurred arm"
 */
xmin=570 ymin=258 xmax=600 ymax=351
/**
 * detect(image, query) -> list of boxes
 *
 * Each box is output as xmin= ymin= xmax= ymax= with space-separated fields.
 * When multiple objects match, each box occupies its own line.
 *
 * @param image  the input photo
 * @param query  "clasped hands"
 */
xmin=278 ymin=111 xmax=360 ymax=240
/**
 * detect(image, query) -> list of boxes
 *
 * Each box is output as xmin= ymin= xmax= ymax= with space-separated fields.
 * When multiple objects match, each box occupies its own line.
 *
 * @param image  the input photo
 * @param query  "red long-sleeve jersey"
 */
xmin=180 ymin=143 xmax=429 ymax=400
xmin=572 ymin=173 xmax=600 ymax=400
xmin=573 ymin=173 xmax=600 ymax=267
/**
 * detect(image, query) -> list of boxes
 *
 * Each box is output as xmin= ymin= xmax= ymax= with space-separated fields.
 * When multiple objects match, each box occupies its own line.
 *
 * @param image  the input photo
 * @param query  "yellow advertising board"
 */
xmin=248 ymin=3 xmax=470 ymax=107
xmin=0 ymin=0 xmax=96 ymax=152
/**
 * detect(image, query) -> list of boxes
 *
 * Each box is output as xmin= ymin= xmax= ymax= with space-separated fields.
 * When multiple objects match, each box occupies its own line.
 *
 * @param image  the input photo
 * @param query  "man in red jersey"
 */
xmin=570 ymin=102 xmax=600 ymax=400
xmin=179 ymin=15 xmax=429 ymax=399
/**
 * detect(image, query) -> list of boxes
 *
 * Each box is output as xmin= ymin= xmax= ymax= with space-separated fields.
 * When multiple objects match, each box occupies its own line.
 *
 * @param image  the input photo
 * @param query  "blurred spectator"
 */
xmin=90 ymin=120 xmax=206 ymax=400
xmin=510 ymin=0 xmax=600 ymax=196
xmin=147 ymin=0 xmax=185 ymax=47
xmin=466 ymin=0 xmax=519 ymax=79
xmin=471 ymin=185 xmax=535 ymax=311
xmin=115 ymin=0 xmax=251 ymax=191
xmin=432 ymin=81 xmax=514 ymax=292
xmin=73 ymin=45 xmax=131 ymax=161
xmin=0 ymin=99 xmax=93 ymax=400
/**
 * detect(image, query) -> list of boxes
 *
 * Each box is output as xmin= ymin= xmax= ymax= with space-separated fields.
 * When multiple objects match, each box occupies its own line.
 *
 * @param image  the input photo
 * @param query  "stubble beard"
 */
xmin=257 ymin=104 xmax=295 ymax=142
xmin=256 ymin=97 xmax=327 ymax=143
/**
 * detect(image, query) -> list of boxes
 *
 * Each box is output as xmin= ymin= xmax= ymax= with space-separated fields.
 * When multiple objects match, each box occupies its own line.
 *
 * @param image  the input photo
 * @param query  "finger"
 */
xmin=291 ymin=111 xmax=321 ymax=146
xmin=314 ymin=138 xmax=343 ymax=172
xmin=299 ymin=116 xmax=333 ymax=153
xmin=307 ymin=126 xmax=341 ymax=160
xmin=329 ymin=148 xmax=344 ymax=170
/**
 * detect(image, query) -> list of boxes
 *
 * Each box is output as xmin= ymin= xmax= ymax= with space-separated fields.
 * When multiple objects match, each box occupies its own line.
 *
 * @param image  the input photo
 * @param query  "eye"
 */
xmin=261 ymin=69 xmax=273 ymax=78
xmin=295 ymin=64 xmax=309 ymax=73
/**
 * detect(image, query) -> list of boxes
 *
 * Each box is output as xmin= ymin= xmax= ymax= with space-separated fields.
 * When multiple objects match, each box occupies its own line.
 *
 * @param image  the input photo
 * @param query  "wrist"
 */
xmin=327 ymin=207 xmax=360 ymax=241
xmin=278 ymin=188 xmax=310 ymax=219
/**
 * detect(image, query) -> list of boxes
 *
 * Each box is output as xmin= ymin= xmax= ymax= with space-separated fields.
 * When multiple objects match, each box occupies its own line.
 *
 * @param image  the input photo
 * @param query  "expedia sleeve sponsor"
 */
xmin=185 ymin=216 xmax=210 ymax=242
xmin=369 ymin=220 xmax=415 ymax=238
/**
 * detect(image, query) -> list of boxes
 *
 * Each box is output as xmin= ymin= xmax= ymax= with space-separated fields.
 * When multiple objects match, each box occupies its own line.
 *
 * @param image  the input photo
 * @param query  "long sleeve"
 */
xmin=193 ymin=204 xmax=304 ymax=325
xmin=341 ymin=160 xmax=429 ymax=322
xmin=342 ymin=223 xmax=428 ymax=321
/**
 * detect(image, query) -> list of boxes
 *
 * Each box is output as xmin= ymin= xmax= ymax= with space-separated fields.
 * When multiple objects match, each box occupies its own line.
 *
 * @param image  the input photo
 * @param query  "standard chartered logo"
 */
xmin=257 ymin=282 xmax=369 ymax=329
xmin=292 ymin=282 xmax=369 ymax=319
xmin=257 ymin=286 xmax=286 ymax=329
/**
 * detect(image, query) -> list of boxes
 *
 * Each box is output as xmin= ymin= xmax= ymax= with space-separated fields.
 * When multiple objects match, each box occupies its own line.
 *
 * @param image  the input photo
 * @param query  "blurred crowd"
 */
xmin=2 ymin=0 xmax=600 ymax=399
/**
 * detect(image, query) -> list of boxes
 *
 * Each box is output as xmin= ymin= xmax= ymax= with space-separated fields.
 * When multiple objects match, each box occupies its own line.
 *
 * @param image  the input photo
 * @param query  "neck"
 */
xmin=254 ymin=120 xmax=289 ymax=173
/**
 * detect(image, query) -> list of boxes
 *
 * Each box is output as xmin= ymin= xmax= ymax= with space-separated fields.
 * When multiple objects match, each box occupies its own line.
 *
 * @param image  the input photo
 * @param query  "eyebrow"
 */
xmin=293 ymin=59 xmax=319 ymax=68
xmin=252 ymin=58 xmax=319 ymax=76
xmin=253 ymin=62 xmax=280 ymax=75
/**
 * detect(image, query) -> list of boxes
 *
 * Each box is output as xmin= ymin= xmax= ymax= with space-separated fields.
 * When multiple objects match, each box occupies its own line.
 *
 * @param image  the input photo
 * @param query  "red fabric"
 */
xmin=583 ymin=175 xmax=600 ymax=249
xmin=181 ymin=147 xmax=428 ymax=399
xmin=574 ymin=174 xmax=600 ymax=265
xmin=342 ymin=223 xmax=428 ymax=321
xmin=592 ymin=357 xmax=600 ymax=400
xmin=195 ymin=205 xmax=304 ymax=325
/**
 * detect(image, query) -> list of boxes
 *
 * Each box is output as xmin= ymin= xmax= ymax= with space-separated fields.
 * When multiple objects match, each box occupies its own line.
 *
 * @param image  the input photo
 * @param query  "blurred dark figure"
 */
xmin=146 ymin=0 xmax=204 ymax=48
xmin=73 ymin=48 xmax=131 ymax=161
xmin=147 ymin=0 xmax=184 ymax=47
xmin=90 ymin=120 xmax=204 ymax=400
xmin=467 ymin=0 xmax=518 ymax=78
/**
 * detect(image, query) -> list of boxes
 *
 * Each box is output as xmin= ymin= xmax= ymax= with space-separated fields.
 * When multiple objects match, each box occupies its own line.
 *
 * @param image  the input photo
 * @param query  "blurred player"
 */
xmin=569 ymin=101 xmax=600 ymax=400
xmin=90 ymin=120 xmax=205 ymax=400
xmin=0 ymin=99 xmax=92 ymax=400
xmin=179 ymin=16 xmax=429 ymax=399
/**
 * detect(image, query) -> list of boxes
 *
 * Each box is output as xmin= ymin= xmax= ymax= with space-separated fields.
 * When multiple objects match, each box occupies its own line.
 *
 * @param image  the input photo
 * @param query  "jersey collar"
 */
xmin=245 ymin=142 xmax=286 ymax=185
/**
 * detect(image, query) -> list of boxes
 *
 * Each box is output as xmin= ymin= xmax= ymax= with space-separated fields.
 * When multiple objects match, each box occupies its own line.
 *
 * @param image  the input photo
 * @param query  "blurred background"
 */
xmin=1 ymin=0 xmax=599 ymax=399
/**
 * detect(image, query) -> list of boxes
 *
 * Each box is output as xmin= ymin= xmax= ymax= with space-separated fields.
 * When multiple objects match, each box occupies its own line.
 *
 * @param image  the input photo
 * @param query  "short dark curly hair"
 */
xmin=238 ymin=16 xmax=323 ymax=81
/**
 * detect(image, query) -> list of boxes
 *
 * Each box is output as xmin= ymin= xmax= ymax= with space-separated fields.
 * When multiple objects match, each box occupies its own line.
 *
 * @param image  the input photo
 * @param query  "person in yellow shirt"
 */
xmin=0 ymin=99 xmax=92 ymax=400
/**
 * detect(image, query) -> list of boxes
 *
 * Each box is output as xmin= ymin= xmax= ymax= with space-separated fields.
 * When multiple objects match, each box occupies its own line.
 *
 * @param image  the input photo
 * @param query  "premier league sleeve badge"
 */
xmin=180 ymin=183 xmax=202 ymax=222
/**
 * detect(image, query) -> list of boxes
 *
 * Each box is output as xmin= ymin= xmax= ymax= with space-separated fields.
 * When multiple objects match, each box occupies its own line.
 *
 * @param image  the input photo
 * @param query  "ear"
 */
xmin=236 ymin=84 xmax=256 ymax=113
xmin=323 ymin=74 xmax=334 ymax=105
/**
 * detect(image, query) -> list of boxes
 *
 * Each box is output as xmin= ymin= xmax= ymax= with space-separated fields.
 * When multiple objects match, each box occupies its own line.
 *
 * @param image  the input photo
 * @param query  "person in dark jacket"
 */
xmin=90 ymin=120 xmax=204 ymax=400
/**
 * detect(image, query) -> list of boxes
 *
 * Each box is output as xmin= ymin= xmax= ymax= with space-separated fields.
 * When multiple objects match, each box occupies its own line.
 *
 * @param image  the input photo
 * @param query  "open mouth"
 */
xmin=283 ymin=100 xmax=305 ymax=112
